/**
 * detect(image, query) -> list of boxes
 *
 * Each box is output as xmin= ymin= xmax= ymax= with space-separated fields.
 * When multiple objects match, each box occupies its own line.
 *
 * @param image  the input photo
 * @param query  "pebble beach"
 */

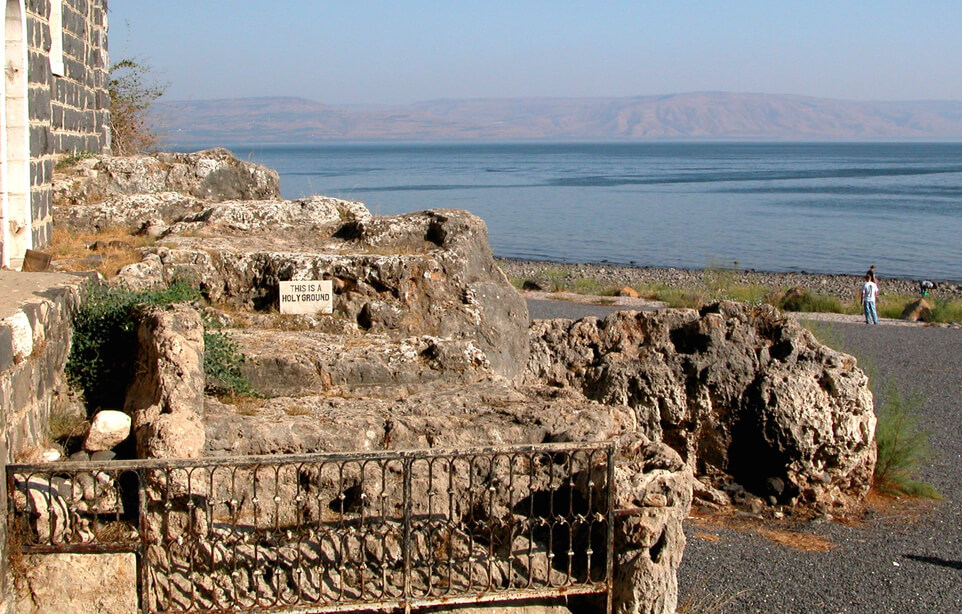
xmin=497 ymin=259 xmax=962 ymax=302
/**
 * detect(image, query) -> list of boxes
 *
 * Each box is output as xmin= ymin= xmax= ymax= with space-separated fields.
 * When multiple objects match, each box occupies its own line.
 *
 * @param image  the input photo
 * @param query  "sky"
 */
xmin=109 ymin=1 xmax=962 ymax=105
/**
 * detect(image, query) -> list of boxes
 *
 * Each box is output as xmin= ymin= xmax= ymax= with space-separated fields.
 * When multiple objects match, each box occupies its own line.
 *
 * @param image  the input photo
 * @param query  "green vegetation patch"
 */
xmin=873 ymin=385 xmax=941 ymax=499
xmin=67 ymin=279 xmax=254 ymax=409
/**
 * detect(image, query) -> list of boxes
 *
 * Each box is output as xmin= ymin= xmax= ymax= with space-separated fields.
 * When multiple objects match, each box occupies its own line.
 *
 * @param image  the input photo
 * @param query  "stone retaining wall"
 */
xmin=0 ymin=270 xmax=86 ymax=613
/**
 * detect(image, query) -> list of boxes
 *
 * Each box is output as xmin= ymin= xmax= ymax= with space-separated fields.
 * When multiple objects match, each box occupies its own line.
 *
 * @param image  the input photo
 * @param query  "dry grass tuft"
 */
xmin=755 ymin=527 xmax=834 ymax=552
xmin=283 ymin=404 xmax=314 ymax=416
xmin=48 ymin=227 xmax=154 ymax=277
xmin=677 ymin=585 xmax=749 ymax=614
xmin=861 ymin=489 xmax=941 ymax=525
xmin=218 ymin=393 xmax=268 ymax=416
xmin=689 ymin=506 xmax=836 ymax=552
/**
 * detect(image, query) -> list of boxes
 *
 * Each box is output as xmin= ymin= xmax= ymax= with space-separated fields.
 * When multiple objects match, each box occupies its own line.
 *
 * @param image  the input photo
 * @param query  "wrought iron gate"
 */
xmin=8 ymin=441 xmax=616 ymax=613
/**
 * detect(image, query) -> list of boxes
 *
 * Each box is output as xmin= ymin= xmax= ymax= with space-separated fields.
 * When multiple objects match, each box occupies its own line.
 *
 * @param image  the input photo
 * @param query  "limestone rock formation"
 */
xmin=119 ymin=207 xmax=529 ymax=381
xmin=124 ymin=304 xmax=206 ymax=460
xmin=525 ymin=302 xmax=876 ymax=513
xmin=613 ymin=438 xmax=693 ymax=614
xmin=16 ymin=553 xmax=137 ymax=614
xmin=202 ymin=382 xmax=691 ymax=613
xmin=53 ymin=147 xmax=280 ymax=207
xmin=232 ymin=329 xmax=493 ymax=399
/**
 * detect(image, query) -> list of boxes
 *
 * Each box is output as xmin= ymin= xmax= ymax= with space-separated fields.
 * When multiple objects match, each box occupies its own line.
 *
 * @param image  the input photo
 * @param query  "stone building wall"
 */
xmin=24 ymin=0 xmax=110 ymax=252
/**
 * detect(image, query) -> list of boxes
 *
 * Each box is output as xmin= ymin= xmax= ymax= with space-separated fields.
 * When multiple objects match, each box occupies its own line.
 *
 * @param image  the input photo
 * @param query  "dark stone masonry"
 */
xmin=11 ymin=0 xmax=110 ymax=259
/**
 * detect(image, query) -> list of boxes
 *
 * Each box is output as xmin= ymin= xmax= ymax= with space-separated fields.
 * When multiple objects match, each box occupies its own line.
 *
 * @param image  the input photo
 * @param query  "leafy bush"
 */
xmin=67 ymin=280 xmax=198 ymax=408
xmin=203 ymin=324 xmax=255 ymax=396
xmin=67 ymin=280 xmax=254 ymax=408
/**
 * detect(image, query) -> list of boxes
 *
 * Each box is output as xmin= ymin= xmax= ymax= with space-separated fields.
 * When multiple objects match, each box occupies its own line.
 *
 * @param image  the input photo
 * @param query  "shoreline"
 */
xmin=496 ymin=258 xmax=962 ymax=301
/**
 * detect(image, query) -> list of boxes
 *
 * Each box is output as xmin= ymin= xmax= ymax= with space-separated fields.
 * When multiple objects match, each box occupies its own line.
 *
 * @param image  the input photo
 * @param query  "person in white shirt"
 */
xmin=861 ymin=274 xmax=879 ymax=324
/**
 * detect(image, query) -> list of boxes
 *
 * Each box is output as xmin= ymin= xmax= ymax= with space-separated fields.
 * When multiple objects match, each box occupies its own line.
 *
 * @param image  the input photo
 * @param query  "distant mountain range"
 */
xmin=157 ymin=92 xmax=962 ymax=146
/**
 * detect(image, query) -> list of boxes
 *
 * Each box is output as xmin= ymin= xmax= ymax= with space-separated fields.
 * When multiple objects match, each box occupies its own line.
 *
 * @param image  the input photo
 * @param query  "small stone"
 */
xmin=766 ymin=476 xmax=785 ymax=496
xmin=137 ymin=217 xmax=169 ymax=238
xmin=84 ymin=410 xmax=132 ymax=452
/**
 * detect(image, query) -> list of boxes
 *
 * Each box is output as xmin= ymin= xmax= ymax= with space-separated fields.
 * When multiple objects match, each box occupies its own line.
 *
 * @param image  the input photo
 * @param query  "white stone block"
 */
xmin=84 ymin=410 xmax=132 ymax=452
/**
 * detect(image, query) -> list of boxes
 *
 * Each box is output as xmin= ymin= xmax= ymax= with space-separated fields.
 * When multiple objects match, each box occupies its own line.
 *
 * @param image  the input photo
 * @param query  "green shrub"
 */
xmin=67 ymin=280 xmax=254 ymax=408
xmin=873 ymin=385 xmax=940 ymax=498
xmin=55 ymin=150 xmax=97 ymax=170
xmin=567 ymin=277 xmax=620 ymax=296
xmin=202 ymin=324 xmax=255 ymax=396
xmin=928 ymin=297 xmax=962 ymax=324
xmin=67 ymin=280 xmax=199 ymax=408
xmin=876 ymin=299 xmax=907 ymax=320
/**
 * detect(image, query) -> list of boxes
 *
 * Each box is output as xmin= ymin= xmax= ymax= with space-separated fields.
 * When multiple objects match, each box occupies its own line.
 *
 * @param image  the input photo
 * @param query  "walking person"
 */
xmin=861 ymin=273 xmax=879 ymax=325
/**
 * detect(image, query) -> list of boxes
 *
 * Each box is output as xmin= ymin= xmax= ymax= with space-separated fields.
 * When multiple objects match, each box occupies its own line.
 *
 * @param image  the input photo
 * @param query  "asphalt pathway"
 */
xmin=526 ymin=297 xmax=962 ymax=614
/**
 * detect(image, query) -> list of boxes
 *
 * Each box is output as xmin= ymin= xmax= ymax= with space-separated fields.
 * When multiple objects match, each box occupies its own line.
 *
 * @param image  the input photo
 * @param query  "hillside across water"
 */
xmin=160 ymin=92 xmax=962 ymax=147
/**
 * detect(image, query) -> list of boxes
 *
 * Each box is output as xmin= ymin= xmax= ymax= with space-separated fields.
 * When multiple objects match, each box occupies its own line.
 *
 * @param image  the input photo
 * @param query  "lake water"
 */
xmin=221 ymin=142 xmax=962 ymax=281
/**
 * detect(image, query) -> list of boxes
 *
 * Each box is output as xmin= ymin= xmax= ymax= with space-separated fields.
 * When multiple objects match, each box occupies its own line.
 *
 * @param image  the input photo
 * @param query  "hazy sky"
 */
xmin=110 ymin=1 xmax=962 ymax=104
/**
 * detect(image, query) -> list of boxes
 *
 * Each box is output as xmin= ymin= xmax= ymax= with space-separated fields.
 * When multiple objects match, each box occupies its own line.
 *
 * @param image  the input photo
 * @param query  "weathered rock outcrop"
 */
xmin=53 ymin=148 xmax=280 ymax=207
xmin=525 ymin=302 xmax=876 ymax=513
xmin=232 ymin=329 xmax=493 ymax=398
xmin=119 ymin=208 xmax=529 ymax=381
xmin=613 ymin=439 xmax=692 ymax=614
xmin=202 ymin=382 xmax=691 ymax=614
xmin=15 ymin=553 xmax=137 ymax=614
xmin=124 ymin=304 xmax=206 ymax=460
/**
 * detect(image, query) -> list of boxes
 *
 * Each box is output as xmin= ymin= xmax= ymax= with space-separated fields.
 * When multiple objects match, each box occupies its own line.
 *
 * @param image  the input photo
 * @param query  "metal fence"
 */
xmin=7 ymin=441 xmax=616 ymax=614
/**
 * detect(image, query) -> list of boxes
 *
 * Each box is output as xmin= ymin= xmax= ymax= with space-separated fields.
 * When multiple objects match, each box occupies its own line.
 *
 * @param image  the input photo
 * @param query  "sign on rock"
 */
xmin=278 ymin=280 xmax=333 ymax=315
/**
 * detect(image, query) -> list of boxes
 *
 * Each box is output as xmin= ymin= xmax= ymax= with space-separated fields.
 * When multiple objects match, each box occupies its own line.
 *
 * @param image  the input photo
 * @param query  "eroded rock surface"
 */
xmin=53 ymin=148 xmax=280 ymax=207
xmin=124 ymin=304 xmax=206 ymax=460
xmin=202 ymin=382 xmax=690 ymax=614
xmin=232 ymin=329 xmax=492 ymax=398
xmin=525 ymin=302 xmax=876 ymax=513
xmin=119 ymin=208 xmax=529 ymax=381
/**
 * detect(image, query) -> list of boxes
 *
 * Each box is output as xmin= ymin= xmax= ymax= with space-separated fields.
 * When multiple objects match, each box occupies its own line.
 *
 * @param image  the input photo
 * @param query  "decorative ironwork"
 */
xmin=8 ymin=442 xmax=615 ymax=613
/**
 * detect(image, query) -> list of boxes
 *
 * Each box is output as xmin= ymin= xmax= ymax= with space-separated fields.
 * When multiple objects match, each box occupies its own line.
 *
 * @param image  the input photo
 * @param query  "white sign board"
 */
xmin=278 ymin=280 xmax=333 ymax=315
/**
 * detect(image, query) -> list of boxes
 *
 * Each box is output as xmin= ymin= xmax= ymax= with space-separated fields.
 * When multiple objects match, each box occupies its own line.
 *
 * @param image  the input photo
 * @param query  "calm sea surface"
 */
xmin=222 ymin=142 xmax=962 ymax=281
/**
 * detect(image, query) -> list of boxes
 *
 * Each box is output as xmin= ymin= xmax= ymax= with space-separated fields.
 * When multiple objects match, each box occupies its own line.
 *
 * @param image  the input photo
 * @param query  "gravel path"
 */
xmin=526 ymin=297 xmax=962 ymax=614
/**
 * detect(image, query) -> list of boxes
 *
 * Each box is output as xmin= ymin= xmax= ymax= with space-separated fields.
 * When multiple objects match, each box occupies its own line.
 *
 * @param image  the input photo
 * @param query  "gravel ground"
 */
xmin=526 ymin=298 xmax=962 ymax=614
